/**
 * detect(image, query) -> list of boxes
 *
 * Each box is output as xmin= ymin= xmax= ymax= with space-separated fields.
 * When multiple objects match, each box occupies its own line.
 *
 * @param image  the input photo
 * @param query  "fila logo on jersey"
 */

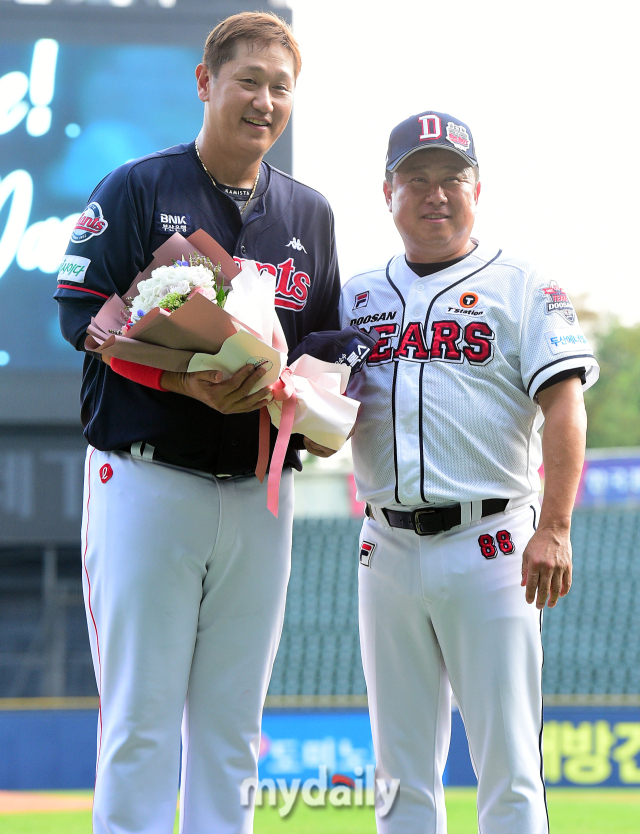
xmin=71 ymin=202 xmax=108 ymax=243
xmin=353 ymin=291 xmax=369 ymax=310
xmin=99 ymin=464 xmax=113 ymax=484
xmin=360 ymin=541 xmax=376 ymax=567
xmin=234 ymin=257 xmax=311 ymax=311
xmin=57 ymin=255 xmax=90 ymax=283
xmin=541 ymin=282 xmax=576 ymax=324
xmin=366 ymin=319 xmax=495 ymax=366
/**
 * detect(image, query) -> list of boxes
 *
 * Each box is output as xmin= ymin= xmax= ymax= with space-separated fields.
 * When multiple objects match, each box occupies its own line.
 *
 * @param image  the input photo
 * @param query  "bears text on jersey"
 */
xmin=366 ymin=319 xmax=495 ymax=366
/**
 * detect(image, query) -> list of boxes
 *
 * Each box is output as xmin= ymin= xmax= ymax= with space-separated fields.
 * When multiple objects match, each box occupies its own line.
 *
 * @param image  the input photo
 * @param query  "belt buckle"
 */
xmin=413 ymin=508 xmax=442 ymax=536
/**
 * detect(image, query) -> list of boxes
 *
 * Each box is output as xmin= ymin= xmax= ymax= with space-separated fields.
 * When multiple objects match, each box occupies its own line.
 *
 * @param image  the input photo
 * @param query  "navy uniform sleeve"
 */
xmin=54 ymin=164 xmax=147 ymax=351
xmin=307 ymin=207 xmax=340 ymax=333
xmin=317 ymin=208 xmax=341 ymax=331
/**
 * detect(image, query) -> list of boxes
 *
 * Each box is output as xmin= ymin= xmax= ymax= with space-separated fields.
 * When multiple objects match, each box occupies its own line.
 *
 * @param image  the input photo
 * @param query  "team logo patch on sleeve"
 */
xmin=541 ymin=282 xmax=576 ymax=324
xmin=71 ymin=202 xmax=108 ymax=243
xmin=353 ymin=291 xmax=369 ymax=310
xmin=57 ymin=255 xmax=91 ymax=283
xmin=155 ymin=212 xmax=193 ymax=235
xmin=359 ymin=541 xmax=376 ymax=567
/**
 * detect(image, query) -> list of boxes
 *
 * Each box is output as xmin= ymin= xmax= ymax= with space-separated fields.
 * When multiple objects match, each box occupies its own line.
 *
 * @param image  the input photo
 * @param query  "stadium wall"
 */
xmin=0 ymin=702 xmax=639 ymax=790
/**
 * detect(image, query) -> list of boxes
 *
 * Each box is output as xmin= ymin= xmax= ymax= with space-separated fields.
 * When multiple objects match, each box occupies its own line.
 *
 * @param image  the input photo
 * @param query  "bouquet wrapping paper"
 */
xmin=84 ymin=230 xmax=360 ymax=515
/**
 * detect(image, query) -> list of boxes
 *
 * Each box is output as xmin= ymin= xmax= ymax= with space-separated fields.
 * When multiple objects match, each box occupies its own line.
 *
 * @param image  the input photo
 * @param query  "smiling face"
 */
xmin=383 ymin=148 xmax=481 ymax=263
xmin=196 ymin=39 xmax=295 ymax=176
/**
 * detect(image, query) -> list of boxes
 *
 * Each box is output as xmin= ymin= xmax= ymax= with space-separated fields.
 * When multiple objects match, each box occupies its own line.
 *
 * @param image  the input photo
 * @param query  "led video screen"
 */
xmin=0 ymin=37 xmax=206 ymax=372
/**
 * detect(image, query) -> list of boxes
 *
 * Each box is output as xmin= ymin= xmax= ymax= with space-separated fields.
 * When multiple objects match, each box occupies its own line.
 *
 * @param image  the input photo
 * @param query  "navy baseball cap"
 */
xmin=385 ymin=111 xmax=478 ymax=172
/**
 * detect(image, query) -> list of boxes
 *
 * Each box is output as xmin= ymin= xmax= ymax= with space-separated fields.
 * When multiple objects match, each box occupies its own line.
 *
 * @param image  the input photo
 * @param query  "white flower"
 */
xmin=166 ymin=279 xmax=191 ymax=297
xmin=130 ymin=264 xmax=218 ymax=314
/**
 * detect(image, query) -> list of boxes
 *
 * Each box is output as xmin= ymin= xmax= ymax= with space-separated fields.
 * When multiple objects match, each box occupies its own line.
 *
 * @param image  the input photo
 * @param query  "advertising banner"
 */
xmin=0 ymin=705 xmax=638 ymax=790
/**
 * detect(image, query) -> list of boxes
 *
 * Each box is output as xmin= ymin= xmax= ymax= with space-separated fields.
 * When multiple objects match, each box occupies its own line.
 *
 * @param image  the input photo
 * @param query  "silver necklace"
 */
xmin=195 ymin=141 xmax=260 ymax=215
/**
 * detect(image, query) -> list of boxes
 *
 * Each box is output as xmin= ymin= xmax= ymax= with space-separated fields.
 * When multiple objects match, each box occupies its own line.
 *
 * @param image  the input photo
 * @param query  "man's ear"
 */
xmin=383 ymin=179 xmax=393 ymax=213
xmin=196 ymin=63 xmax=211 ymax=103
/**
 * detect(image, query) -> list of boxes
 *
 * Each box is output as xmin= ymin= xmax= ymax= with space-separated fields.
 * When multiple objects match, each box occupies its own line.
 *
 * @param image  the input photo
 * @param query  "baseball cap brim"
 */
xmin=387 ymin=144 xmax=478 ymax=173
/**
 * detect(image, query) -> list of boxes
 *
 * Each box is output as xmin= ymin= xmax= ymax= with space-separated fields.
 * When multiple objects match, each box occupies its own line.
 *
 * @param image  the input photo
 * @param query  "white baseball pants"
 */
xmin=359 ymin=502 xmax=548 ymax=834
xmin=81 ymin=447 xmax=294 ymax=834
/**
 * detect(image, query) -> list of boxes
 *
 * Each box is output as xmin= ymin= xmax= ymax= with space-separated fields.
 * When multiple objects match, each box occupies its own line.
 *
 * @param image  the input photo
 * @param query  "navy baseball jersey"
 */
xmin=55 ymin=142 xmax=340 ymax=474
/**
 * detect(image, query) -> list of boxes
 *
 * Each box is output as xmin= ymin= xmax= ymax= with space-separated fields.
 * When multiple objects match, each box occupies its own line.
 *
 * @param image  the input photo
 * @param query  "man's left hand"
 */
xmin=521 ymin=527 xmax=572 ymax=609
xmin=303 ymin=437 xmax=337 ymax=458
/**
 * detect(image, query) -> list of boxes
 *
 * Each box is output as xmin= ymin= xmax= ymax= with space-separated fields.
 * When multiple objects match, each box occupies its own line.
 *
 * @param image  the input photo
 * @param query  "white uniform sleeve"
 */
xmin=519 ymin=271 xmax=599 ymax=400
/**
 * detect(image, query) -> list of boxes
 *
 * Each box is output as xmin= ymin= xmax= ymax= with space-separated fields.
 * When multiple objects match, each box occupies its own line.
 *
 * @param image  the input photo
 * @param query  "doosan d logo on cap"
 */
xmin=71 ymin=202 xmax=109 ymax=243
xmin=386 ymin=110 xmax=478 ymax=173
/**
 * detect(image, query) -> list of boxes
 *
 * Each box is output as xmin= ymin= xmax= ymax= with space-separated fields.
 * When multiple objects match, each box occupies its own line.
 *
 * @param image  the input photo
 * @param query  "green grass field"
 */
xmin=0 ymin=788 xmax=639 ymax=833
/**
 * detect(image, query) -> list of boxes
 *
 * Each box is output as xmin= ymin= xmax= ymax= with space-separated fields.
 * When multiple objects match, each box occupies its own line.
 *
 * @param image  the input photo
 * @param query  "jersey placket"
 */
xmin=394 ymin=279 xmax=430 ymax=506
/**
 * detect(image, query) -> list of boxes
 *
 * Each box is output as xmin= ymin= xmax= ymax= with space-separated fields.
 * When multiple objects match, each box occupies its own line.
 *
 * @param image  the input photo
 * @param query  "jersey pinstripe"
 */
xmin=340 ymin=241 xmax=599 ymax=509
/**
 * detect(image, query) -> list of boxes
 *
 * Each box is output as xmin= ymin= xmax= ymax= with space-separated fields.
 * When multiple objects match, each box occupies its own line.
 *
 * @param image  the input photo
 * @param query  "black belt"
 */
xmin=119 ymin=444 xmax=255 ymax=480
xmin=366 ymin=498 xmax=509 ymax=536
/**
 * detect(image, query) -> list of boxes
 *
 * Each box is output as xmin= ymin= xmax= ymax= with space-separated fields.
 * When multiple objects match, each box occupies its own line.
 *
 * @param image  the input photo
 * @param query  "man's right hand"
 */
xmin=161 ymin=363 xmax=274 ymax=414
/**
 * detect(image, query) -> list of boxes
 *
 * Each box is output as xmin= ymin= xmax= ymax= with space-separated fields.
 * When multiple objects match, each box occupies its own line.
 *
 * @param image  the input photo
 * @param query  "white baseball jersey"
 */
xmin=340 ymin=241 xmax=599 ymax=509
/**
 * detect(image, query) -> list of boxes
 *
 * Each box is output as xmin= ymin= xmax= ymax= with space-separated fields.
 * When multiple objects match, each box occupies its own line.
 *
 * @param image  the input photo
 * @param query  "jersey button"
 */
xmin=240 ymin=245 xmax=246 ymax=254
xmin=231 ymin=439 xmax=238 ymax=447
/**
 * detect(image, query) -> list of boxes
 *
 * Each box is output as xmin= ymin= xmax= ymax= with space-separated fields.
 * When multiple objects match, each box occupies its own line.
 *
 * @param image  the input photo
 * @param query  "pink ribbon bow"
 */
xmin=255 ymin=367 xmax=297 ymax=517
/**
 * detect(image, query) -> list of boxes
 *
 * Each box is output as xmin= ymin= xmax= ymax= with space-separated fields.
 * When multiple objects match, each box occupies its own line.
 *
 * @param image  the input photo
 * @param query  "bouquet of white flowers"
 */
xmin=84 ymin=229 xmax=360 ymax=517
xmin=115 ymin=254 xmax=229 ymax=334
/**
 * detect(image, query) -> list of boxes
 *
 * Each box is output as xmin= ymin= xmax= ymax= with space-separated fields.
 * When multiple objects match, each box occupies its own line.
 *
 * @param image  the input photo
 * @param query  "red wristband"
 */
xmin=110 ymin=357 xmax=166 ymax=391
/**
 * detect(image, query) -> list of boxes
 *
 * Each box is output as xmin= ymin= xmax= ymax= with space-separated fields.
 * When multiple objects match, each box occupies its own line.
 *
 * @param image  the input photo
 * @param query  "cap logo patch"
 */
xmin=419 ymin=114 xmax=442 ymax=141
xmin=446 ymin=122 xmax=471 ymax=153
xmin=99 ymin=463 xmax=113 ymax=484
xmin=360 ymin=540 xmax=376 ymax=567
xmin=460 ymin=292 xmax=478 ymax=309
xmin=71 ymin=202 xmax=108 ymax=243
xmin=353 ymin=291 xmax=369 ymax=310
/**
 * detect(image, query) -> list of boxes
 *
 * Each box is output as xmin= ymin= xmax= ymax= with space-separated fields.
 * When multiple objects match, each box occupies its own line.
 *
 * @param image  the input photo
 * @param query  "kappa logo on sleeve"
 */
xmin=71 ymin=202 xmax=108 ymax=243
xmin=545 ymin=329 xmax=589 ymax=355
xmin=155 ymin=212 xmax=193 ymax=236
xmin=541 ymin=282 xmax=576 ymax=324
xmin=353 ymin=291 xmax=369 ymax=310
xmin=360 ymin=541 xmax=376 ymax=567
xmin=57 ymin=255 xmax=91 ymax=283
